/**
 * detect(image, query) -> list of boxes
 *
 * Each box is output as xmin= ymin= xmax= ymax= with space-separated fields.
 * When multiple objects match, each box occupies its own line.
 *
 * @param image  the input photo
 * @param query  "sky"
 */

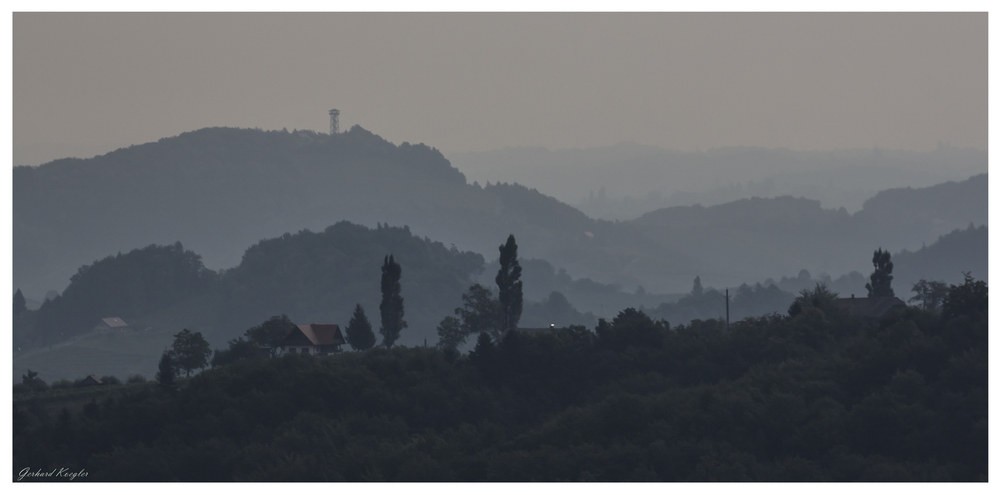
xmin=11 ymin=11 xmax=989 ymax=166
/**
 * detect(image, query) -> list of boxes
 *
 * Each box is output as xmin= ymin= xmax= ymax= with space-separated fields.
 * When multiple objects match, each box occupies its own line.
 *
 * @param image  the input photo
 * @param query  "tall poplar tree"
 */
xmin=379 ymin=254 xmax=406 ymax=348
xmin=865 ymin=248 xmax=895 ymax=297
xmin=496 ymin=234 xmax=523 ymax=334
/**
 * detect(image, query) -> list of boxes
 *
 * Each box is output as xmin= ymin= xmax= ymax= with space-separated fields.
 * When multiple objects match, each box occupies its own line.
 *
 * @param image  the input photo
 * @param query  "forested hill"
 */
xmin=14 ymin=125 xmax=986 ymax=300
xmin=217 ymin=222 xmax=487 ymax=345
xmin=14 ymin=222 xmax=488 ymax=351
xmin=14 ymin=276 xmax=988 ymax=480
xmin=14 ymin=126 xmax=461 ymax=297
xmin=854 ymin=173 xmax=988 ymax=232
xmin=892 ymin=224 xmax=989 ymax=292
xmin=627 ymin=173 xmax=987 ymax=290
xmin=14 ymin=126 xmax=681 ymax=299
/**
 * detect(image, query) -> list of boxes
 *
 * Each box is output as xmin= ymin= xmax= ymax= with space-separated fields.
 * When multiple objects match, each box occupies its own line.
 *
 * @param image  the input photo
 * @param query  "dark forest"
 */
xmin=13 ymin=273 xmax=987 ymax=481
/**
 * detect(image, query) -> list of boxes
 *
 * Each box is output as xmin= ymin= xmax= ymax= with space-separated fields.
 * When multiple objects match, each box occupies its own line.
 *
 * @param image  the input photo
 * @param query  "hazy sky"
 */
xmin=12 ymin=12 xmax=987 ymax=166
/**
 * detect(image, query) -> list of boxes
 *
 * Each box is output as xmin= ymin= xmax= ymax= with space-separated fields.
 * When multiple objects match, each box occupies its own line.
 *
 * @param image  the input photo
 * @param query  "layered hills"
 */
xmin=629 ymin=174 xmax=986 ymax=290
xmin=14 ymin=126 xmax=676 ymax=298
xmin=450 ymin=143 xmax=987 ymax=220
xmin=14 ymin=126 xmax=987 ymax=302
xmin=11 ymin=222 xmax=605 ymax=380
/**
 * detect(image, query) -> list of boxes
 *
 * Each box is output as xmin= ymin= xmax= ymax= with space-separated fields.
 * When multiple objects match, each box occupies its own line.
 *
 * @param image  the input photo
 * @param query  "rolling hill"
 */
xmin=14 ymin=126 xmax=987 ymax=301
xmin=13 ymin=126 xmax=692 ymax=299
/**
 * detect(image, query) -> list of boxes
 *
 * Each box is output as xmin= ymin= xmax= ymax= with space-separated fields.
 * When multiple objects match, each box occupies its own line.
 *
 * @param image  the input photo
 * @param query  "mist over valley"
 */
xmin=12 ymin=125 xmax=987 ymax=383
xmin=14 ymin=126 xmax=986 ymax=302
xmin=11 ymin=12 xmax=989 ymax=482
xmin=450 ymin=143 xmax=986 ymax=220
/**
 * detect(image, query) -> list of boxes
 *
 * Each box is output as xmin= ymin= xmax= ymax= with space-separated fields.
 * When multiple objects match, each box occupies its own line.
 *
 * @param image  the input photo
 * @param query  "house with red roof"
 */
xmin=279 ymin=324 xmax=346 ymax=355
xmin=79 ymin=374 xmax=104 ymax=387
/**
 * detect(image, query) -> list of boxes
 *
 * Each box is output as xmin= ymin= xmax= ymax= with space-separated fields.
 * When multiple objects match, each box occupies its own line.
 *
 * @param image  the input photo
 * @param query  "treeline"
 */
xmin=12 ymin=222 xmax=487 ymax=350
xmin=16 ymin=370 xmax=145 ymax=395
xmin=216 ymin=221 xmax=485 ymax=344
xmin=13 ymin=275 xmax=987 ymax=481
xmin=13 ymin=218 xmax=987 ymax=353
xmin=644 ymin=276 xmax=795 ymax=324
xmin=18 ymin=221 xmax=765 ymax=352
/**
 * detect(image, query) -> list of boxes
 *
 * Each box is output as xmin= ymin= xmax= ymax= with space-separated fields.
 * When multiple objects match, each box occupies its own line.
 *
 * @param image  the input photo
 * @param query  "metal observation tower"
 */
xmin=329 ymin=109 xmax=340 ymax=134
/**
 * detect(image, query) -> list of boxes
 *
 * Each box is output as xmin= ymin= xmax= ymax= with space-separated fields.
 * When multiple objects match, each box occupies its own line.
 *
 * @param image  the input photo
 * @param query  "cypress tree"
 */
xmin=156 ymin=351 xmax=176 ymax=390
xmin=469 ymin=331 xmax=496 ymax=366
xmin=495 ymin=234 xmax=523 ymax=334
xmin=379 ymin=254 xmax=406 ymax=348
xmin=345 ymin=303 xmax=376 ymax=351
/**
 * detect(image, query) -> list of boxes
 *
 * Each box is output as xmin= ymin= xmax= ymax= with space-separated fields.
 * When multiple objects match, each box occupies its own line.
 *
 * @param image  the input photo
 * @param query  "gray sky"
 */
xmin=12 ymin=12 xmax=987 ymax=166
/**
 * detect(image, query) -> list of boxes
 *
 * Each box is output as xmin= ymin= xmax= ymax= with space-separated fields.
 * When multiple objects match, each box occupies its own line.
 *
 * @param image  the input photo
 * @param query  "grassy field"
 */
xmin=13 ymin=293 xmax=231 ymax=384
xmin=13 ymin=327 xmax=178 ymax=384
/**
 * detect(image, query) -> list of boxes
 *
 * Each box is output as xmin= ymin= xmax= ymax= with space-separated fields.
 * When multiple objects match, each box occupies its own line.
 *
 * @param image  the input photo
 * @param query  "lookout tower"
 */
xmin=329 ymin=109 xmax=340 ymax=134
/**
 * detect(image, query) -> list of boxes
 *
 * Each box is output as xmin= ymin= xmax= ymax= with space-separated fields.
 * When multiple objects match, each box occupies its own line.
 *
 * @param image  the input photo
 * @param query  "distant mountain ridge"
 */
xmin=856 ymin=173 xmax=988 ymax=228
xmin=13 ymin=126 xmax=607 ymax=296
xmin=626 ymin=174 xmax=986 ymax=291
xmin=14 ymin=126 xmax=987 ymax=300
xmin=892 ymin=224 xmax=988 ymax=293
xmin=450 ymin=143 xmax=987 ymax=220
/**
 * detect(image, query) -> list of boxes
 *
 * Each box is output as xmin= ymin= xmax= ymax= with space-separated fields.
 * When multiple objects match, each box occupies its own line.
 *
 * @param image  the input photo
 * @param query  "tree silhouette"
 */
xmin=13 ymin=289 xmax=26 ymax=319
xmin=16 ymin=369 xmax=47 ymax=392
xmin=437 ymin=284 xmax=505 ymax=349
xmin=865 ymin=248 xmax=894 ymax=297
xmin=379 ymin=254 xmax=406 ymax=348
xmin=788 ymin=283 xmax=839 ymax=317
xmin=211 ymin=337 xmax=261 ymax=368
xmin=245 ymin=315 xmax=295 ymax=356
xmin=169 ymin=329 xmax=211 ymax=377
xmin=345 ymin=304 xmax=376 ymax=351
xmin=943 ymin=272 xmax=987 ymax=319
xmin=468 ymin=331 xmax=496 ymax=368
xmin=435 ymin=315 xmax=465 ymax=351
xmin=909 ymin=279 xmax=949 ymax=312
xmin=457 ymin=284 xmax=503 ymax=341
xmin=156 ymin=351 xmax=176 ymax=389
xmin=496 ymin=234 xmax=523 ymax=335
xmin=692 ymin=276 xmax=704 ymax=297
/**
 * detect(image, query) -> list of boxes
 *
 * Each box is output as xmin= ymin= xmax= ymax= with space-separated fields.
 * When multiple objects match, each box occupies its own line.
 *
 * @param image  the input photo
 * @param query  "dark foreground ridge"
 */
xmin=13 ymin=276 xmax=987 ymax=481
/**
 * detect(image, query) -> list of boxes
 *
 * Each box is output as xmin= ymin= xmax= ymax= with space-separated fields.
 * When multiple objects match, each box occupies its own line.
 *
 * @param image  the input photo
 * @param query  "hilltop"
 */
xmin=13 ymin=126 xmax=680 ymax=298
xmin=626 ymin=174 xmax=987 ymax=290
xmin=14 ymin=126 xmax=987 ymax=302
